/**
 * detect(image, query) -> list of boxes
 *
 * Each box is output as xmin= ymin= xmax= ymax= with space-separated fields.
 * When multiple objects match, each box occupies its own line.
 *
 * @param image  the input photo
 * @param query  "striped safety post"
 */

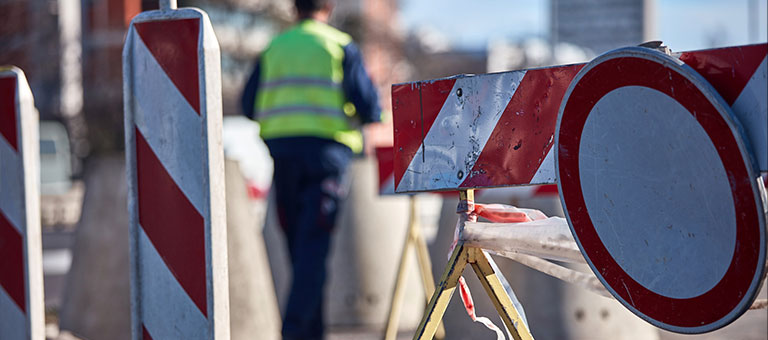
xmin=392 ymin=43 xmax=768 ymax=194
xmin=123 ymin=1 xmax=229 ymax=339
xmin=0 ymin=66 xmax=44 ymax=340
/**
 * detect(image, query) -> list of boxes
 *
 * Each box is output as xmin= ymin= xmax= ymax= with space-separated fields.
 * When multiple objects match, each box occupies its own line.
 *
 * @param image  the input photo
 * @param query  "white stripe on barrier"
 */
xmin=0 ymin=134 xmax=24 ymax=230
xmin=129 ymin=31 xmax=206 ymax=215
xmin=732 ymin=56 xmax=767 ymax=171
xmin=0 ymin=288 xmax=26 ymax=340
xmin=138 ymin=228 xmax=209 ymax=339
xmin=397 ymin=71 xmax=527 ymax=193
xmin=529 ymin=147 xmax=555 ymax=184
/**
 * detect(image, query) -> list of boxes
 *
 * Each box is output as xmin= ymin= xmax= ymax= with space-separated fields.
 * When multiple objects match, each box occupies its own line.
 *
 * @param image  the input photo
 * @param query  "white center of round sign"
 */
xmin=579 ymin=86 xmax=736 ymax=299
xmin=556 ymin=46 xmax=766 ymax=334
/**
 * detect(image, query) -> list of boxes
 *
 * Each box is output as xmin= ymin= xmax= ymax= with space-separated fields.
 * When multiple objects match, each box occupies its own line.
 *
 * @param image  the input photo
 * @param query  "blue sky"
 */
xmin=399 ymin=0 xmax=768 ymax=52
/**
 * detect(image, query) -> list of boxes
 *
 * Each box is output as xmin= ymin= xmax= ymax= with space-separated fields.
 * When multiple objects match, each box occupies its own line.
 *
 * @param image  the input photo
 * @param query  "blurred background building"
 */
xmin=551 ymin=0 xmax=655 ymax=55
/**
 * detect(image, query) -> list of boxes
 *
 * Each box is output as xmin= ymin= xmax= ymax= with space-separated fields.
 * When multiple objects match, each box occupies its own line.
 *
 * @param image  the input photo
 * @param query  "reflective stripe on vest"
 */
xmin=261 ymin=77 xmax=341 ymax=91
xmin=260 ymin=105 xmax=345 ymax=119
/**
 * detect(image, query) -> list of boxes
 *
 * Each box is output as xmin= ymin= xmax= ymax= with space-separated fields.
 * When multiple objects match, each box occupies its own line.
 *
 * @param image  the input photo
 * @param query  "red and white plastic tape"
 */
xmin=123 ymin=7 xmax=229 ymax=340
xmin=392 ymin=44 xmax=768 ymax=194
xmin=0 ymin=67 xmax=44 ymax=340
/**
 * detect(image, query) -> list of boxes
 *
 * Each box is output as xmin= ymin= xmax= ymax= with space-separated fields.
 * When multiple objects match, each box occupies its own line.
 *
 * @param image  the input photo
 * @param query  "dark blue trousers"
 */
xmin=266 ymin=137 xmax=352 ymax=340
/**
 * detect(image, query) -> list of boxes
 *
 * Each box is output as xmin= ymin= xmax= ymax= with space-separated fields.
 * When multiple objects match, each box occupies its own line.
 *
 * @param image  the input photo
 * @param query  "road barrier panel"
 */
xmin=393 ymin=43 xmax=768 ymax=339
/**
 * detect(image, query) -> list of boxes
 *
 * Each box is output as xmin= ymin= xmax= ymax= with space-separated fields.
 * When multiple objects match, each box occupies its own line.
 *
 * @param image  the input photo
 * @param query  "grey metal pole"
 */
xmin=159 ymin=0 xmax=177 ymax=10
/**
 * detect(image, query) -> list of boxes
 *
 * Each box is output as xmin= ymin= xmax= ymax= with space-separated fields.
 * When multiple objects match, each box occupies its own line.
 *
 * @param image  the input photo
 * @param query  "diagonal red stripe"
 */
xmin=0 ymin=75 xmax=18 ymax=151
xmin=135 ymin=18 xmax=201 ymax=115
xmin=392 ymin=79 xmax=456 ymax=189
xmin=680 ymin=43 xmax=768 ymax=106
xmin=142 ymin=325 xmax=154 ymax=340
xmin=0 ymin=210 xmax=25 ymax=313
xmin=375 ymin=146 xmax=394 ymax=190
xmin=461 ymin=64 xmax=584 ymax=188
xmin=136 ymin=127 xmax=207 ymax=317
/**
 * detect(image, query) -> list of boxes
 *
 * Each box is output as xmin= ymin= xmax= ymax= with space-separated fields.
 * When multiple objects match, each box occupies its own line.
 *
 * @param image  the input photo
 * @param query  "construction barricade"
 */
xmin=391 ymin=43 xmax=768 ymax=339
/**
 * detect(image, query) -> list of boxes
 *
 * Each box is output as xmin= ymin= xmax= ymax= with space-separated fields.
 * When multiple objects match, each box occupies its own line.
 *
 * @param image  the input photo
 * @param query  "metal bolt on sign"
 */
xmin=123 ymin=2 xmax=229 ymax=339
xmin=0 ymin=66 xmax=44 ymax=340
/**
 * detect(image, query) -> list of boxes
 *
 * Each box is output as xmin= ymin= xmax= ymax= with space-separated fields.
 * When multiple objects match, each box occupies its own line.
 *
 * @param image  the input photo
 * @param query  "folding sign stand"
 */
xmin=413 ymin=190 xmax=533 ymax=340
xmin=383 ymin=196 xmax=445 ymax=340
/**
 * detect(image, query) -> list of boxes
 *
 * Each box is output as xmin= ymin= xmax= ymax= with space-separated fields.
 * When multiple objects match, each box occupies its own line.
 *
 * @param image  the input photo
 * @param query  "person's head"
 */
xmin=295 ymin=0 xmax=334 ymax=22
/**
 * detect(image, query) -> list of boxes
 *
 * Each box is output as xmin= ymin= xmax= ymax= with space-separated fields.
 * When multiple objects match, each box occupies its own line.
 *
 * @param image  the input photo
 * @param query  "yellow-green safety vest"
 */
xmin=256 ymin=20 xmax=363 ymax=153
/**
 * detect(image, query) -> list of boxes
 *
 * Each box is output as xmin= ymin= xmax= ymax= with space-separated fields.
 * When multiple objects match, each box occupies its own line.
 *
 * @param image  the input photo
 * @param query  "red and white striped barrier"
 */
xmin=0 ymin=67 xmax=44 ymax=340
xmin=123 ymin=5 xmax=229 ymax=339
xmin=392 ymin=43 xmax=768 ymax=193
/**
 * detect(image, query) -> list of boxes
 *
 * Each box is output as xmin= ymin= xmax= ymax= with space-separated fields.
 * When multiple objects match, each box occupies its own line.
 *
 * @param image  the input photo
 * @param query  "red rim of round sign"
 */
xmin=556 ymin=48 xmax=765 ymax=332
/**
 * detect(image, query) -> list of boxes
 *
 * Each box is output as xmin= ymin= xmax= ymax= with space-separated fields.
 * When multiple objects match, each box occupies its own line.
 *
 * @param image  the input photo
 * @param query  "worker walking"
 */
xmin=241 ymin=0 xmax=381 ymax=338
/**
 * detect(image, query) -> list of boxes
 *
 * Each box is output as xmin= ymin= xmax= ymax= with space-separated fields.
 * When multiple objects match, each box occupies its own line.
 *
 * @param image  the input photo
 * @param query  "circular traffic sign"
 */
xmin=555 ymin=47 xmax=767 ymax=333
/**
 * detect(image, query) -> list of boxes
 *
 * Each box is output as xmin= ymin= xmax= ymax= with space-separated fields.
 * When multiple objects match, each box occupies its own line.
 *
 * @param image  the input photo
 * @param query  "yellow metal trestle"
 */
xmin=411 ymin=190 xmax=534 ymax=340
xmin=383 ymin=195 xmax=445 ymax=340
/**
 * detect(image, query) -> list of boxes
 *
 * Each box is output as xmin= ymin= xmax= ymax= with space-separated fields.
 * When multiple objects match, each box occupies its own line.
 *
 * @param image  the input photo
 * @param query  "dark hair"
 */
xmin=295 ymin=0 xmax=331 ymax=15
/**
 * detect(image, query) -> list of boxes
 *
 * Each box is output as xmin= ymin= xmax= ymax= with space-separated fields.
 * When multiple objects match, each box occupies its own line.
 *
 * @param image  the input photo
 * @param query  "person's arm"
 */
xmin=341 ymin=43 xmax=381 ymax=124
xmin=240 ymin=59 xmax=261 ymax=120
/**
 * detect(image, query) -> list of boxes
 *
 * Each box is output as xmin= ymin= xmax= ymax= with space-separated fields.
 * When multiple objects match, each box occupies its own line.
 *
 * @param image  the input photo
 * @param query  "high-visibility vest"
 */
xmin=256 ymin=19 xmax=362 ymax=153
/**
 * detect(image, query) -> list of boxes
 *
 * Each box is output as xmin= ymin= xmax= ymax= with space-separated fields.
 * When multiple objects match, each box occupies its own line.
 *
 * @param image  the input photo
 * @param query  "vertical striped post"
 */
xmin=0 ymin=66 xmax=44 ymax=339
xmin=123 ymin=7 xmax=229 ymax=340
